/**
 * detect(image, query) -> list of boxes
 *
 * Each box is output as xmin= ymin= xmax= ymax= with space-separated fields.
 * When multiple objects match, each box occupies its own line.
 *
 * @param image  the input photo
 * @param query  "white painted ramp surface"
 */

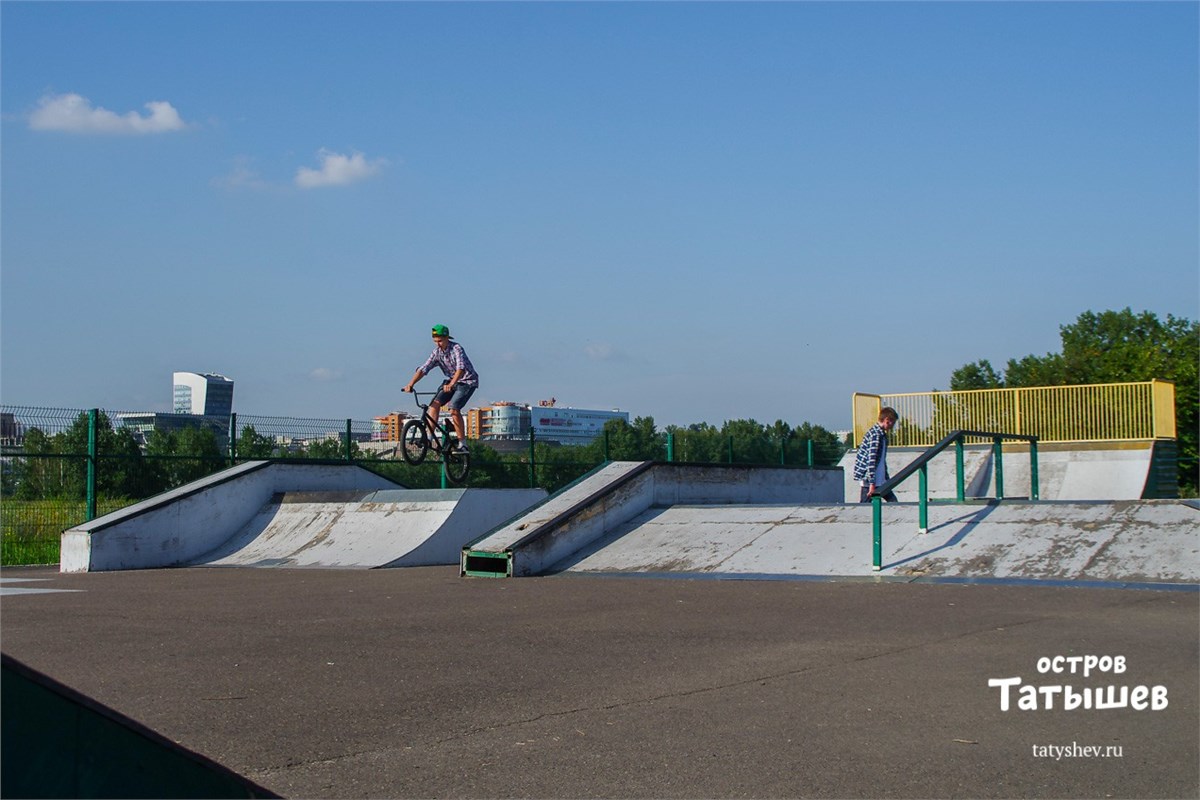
xmin=554 ymin=500 xmax=1199 ymax=584
xmin=191 ymin=488 xmax=545 ymax=569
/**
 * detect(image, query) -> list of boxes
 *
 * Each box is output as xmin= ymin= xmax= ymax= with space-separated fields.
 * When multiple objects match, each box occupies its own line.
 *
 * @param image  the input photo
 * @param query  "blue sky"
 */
xmin=2 ymin=1 xmax=1196 ymax=430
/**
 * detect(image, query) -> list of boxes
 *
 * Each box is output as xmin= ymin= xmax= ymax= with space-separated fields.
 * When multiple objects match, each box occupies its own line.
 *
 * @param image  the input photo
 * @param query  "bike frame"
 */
xmin=408 ymin=387 xmax=456 ymax=452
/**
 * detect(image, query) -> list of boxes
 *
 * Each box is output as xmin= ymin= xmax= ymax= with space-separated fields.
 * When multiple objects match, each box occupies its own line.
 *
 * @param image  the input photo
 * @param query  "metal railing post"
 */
xmin=345 ymin=419 xmax=353 ymax=461
xmin=1030 ymin=438 xmax=1040 ymax=501
xmin=918 ymin=464 xmax=928 ymax=534
xmin=86 ymin=409 xmax=98 ymax=522
xmin=871 ymin=494 xmax=883 ymax=571
xmin=228 ymin=412 xmax=237 ymax=466
xmin=993 ymin=437 xmax=1004 ymax=499
xmin=955 ymin=437 xmax=965 ymax=501
xmin=807 ymin=439 xmax=814 ymax=467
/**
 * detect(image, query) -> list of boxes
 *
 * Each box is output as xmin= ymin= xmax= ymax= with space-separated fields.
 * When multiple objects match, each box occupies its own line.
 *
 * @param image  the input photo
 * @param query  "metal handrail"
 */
xmin=871 ymin=429 xmax=1040 ymax=571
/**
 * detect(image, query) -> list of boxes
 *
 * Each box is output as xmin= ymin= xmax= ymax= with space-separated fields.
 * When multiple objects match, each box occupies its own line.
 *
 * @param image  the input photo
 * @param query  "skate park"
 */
xmin=55 ymin=381 xmax=1198 ymax=590
xmin=4 ymin=381 xmax=1197 ymax=799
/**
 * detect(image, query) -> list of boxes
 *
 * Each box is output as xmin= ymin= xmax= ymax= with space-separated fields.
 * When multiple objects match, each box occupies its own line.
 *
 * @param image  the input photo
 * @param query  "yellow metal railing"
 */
xmin=853 ymin=380 xmax=1176 ymax=448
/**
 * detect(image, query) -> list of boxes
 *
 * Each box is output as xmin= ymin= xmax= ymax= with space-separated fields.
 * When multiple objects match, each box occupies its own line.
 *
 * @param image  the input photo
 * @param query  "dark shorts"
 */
xmin=435 ymin=382 xmax=477 ymax=411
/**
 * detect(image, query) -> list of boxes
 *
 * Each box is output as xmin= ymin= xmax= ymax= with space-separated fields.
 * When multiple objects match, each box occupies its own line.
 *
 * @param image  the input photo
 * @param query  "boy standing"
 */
xmin=853 ymin=407 xmax=899 ymax=502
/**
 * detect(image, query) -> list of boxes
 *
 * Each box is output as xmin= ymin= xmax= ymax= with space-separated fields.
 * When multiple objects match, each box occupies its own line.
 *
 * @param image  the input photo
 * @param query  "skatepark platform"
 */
xmin=837 ymin=440 xmax=1173 ymax=502
xmin=61 ymin=461 xmax=546 ymax=572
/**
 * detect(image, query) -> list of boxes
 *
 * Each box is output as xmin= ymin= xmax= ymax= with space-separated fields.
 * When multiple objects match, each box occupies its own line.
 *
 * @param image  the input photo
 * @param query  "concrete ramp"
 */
xmin=62 ymin=460 xmax=546 ymax=572
xmin=553 ymin=500 xmax=1199 ymax=586
xmin=191 ymin=489 xmax=545 ymax=569
xmin=462 ymin=460 xmax=845 ymax=577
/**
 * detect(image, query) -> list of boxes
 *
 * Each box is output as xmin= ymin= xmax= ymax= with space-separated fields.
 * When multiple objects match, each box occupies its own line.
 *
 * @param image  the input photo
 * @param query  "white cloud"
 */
xmin=309 ymin=367 xmax=343 ymax=382
xmin=29 ymin=93 xmax=187 ymax=135
xmin=211 ymin=157 xmax=268 ymax=191
xmin=295 ymin=149 xmax=386 ymax=188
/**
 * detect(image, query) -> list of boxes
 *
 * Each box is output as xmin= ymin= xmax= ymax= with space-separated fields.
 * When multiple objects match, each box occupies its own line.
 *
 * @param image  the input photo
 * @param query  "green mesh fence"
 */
xmin=1 ymin=405 xmax=848 ymax=566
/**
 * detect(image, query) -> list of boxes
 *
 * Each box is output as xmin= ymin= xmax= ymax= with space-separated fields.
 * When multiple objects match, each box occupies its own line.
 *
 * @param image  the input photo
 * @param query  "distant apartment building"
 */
xmin=466 ymin=402 xmax=529 ymax=441
xmin=173 ymin=372 xmax=234 ymax=417
xmin=467 ymin=401 xmax=629 ymax=446
xmin=372 ymin=412 xmax=415 ymax=442
xmin=530 ymin=404 xmax=629 ymax=445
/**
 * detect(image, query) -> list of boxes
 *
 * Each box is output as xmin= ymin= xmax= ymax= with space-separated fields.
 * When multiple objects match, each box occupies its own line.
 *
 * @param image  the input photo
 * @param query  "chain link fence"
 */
xmin=1 ymin=405 xmax=848 ymax=566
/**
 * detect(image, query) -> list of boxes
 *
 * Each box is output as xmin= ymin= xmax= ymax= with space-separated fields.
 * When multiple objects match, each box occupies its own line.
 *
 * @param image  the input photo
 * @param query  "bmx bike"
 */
xmin=399 ymin=386 xmax=471 ymax=484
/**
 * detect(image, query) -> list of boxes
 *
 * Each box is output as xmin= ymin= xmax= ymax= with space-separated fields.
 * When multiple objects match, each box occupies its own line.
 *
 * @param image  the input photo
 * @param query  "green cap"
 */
xmin=431 ymin=324 xmax=453 ymax=338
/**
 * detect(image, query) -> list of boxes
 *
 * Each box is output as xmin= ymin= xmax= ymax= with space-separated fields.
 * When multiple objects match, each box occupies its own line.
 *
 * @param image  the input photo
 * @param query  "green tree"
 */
xmin=601 ymin=416 xmax=664 ymax=461
xmin=63 ymin=411 xmax=155 ymax=499
xmin=236 ymin=425 xmax=277 ymax=459
xmin=949 ymin=360 xmax=1005 ymax=390
xmin=305 ymin=436 xmax=359 ymax=460
xmin=145 ymin=425 xmax=225 ymax=489
xmin=12 ymin=413 xmax=154 ymax=500
xmin=10 ymin=428 xmax=58 ymax=500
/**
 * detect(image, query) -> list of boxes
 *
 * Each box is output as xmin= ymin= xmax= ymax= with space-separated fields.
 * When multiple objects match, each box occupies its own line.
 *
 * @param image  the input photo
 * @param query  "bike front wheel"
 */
xmin=443 ymin=448 xmax=471 ymax=484
xmin=400 ymin=418 xmax=430 ymax=465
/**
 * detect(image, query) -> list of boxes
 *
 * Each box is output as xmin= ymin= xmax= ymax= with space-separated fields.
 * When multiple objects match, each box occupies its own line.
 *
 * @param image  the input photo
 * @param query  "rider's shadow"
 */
xmin=882 ymin=502 xmax=1000 ymax=571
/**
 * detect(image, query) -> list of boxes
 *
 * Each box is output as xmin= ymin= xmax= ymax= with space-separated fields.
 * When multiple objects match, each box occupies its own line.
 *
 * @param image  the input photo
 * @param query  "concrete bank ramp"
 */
xmin=191 ymin=488 xmax=545 ymax=569
xmin=555 ymin=500 xmax=1199 ymax=586
xmin=461 ymin=460 xmax=845 ymax=578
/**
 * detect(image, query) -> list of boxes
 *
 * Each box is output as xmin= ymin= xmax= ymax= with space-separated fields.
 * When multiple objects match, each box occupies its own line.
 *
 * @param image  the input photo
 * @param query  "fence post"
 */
xmin=871 ymin=494 xmax=883 ymax=571
xmin=727 ymin=436 xmax=733 ymax=464
xmin=779 ymin=439 xmax=786 ymax=466
xmin=1029 ymin=438 xmax=1040 ymax=501
xmin=604 ymin=429 xmax=610 ymax=463
xmin=918 ymin=464 xmax=928 ymax=534
xmin=993 ymin=437 xmax=1004 ymax=499
xmin=806 ymin=439 xmax=814 ymax=467
xmin=228 ymin=412 xmax=237 ymax=466
xmin=86 ymin=409 xmax=98 ymax=522
xmin=955 ymin=437 xmax=965 ymax=502
xmin=345 ymin=419 xmax=353 ymax=462
xmin=666 ymin=432 xmax=675 ymax=463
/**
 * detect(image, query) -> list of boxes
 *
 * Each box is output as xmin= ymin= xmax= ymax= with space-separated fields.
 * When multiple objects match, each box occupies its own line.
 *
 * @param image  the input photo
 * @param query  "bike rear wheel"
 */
xmin=400 ymin=418 xmax=430 ymax=465
xmin=443 ymin=448 xmax=470 ymax=484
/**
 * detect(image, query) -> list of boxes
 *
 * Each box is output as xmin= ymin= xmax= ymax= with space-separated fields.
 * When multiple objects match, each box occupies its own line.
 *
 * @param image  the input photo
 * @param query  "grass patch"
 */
xmin=1 ymin=498 xmax=131 ymax=566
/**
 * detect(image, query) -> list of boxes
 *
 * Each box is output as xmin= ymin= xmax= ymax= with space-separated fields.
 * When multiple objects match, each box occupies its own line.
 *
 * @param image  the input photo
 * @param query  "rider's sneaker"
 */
xmin=454 ymin=442 xmax=470 ymax=453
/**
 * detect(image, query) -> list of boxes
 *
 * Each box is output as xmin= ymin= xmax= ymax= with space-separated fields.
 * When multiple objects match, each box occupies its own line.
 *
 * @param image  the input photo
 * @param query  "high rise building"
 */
xmin=173 ymin=372 xmax=234 ymax=417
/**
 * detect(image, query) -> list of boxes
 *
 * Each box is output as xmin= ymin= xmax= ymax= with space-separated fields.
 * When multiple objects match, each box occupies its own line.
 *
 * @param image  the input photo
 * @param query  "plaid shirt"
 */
xmin=852 ymin=423 xmax=889 ymax=485
xmin=417 ymin=342 xmax=478 ymax=386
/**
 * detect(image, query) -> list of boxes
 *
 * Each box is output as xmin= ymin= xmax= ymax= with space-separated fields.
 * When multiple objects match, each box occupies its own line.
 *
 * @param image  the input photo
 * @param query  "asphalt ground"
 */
xmin=1 ymin=565 xmax=1197 ymax=799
